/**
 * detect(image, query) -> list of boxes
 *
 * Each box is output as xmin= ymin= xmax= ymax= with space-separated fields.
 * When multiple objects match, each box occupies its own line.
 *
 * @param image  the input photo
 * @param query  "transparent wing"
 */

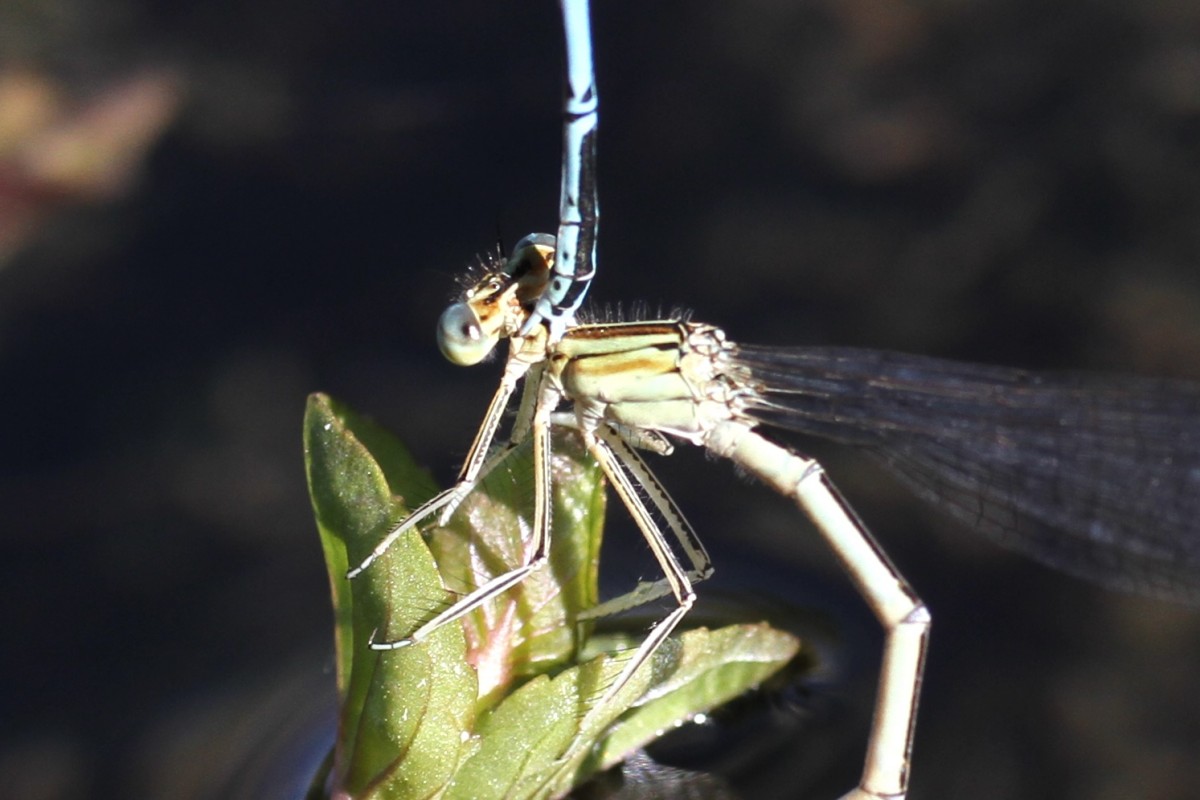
xmin=733 ymin=344 xmax=1200 ymax=603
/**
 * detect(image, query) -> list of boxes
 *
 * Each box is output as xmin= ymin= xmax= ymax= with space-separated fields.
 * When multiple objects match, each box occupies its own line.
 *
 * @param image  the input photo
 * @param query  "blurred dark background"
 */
xmin=2 ymin=1 xmax=1199 ymax=798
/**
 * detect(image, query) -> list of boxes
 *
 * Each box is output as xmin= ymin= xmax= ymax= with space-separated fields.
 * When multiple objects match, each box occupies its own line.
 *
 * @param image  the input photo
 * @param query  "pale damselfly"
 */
xmin=353 ymin=2 xmax=1200 ymax=799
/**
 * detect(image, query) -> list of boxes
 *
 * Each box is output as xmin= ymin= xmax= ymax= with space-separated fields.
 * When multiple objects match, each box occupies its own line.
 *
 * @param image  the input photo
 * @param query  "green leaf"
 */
xmin=586 ymin=623 xmax=801 ymax=771
xmin=448 ymin=624 xmax=799 ymax=799
xmin=425 ymin=434 xmax=606 ymax=705
xmin=305 ymin=394 xmax=475 ymax=798
xmin=305 ymin=392 xmax=804 ymax=800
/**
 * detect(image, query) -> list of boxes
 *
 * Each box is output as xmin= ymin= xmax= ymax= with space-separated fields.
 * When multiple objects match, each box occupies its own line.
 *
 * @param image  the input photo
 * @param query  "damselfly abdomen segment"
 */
xmin=523 ymin=0 xmax=600 ymax=341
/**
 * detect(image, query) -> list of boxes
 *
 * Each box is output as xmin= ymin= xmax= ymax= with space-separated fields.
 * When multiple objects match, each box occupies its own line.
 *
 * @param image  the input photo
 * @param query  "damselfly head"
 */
xmin=437 ymin=233 xmax=558 ymax=366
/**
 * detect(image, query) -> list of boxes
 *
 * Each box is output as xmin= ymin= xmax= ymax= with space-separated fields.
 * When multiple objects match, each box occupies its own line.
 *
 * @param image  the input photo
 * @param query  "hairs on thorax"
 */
xmin=577 ymin=301 xmax=693 ymax=325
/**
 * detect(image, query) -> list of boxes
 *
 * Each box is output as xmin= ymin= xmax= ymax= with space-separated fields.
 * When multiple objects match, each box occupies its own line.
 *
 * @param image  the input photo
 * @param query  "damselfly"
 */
xmin=355 ymin=2 xmax=1200 ymax=799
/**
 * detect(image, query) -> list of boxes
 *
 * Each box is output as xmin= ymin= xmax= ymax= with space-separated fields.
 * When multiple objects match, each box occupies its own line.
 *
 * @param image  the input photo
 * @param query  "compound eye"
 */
xmin=437 ymin=302 xmax=496 ymax=365
xmin=512 ymin=232 xmax=556 ymax=255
